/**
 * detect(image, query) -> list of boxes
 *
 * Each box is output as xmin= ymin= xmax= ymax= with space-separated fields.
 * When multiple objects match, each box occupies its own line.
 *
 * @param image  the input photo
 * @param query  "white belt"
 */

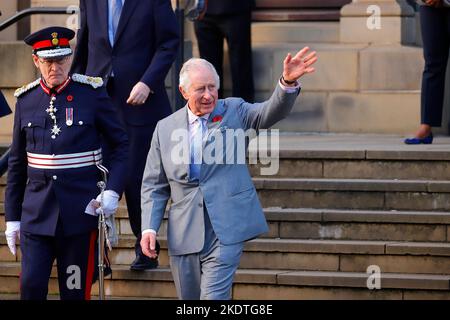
xmin=27 ymin=149 xmax=102 ymax=169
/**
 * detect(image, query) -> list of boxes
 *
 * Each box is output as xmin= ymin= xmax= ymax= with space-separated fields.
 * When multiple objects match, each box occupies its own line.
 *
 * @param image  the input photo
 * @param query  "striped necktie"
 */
xmin=111 ymin=0 xmax=123 ymax=42
xmin=190 ymin=117 xmax=207 ymax=181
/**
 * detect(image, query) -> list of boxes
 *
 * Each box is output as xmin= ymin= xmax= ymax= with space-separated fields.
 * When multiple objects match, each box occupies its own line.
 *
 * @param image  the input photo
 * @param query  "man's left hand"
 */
xmin=126 ymin=82 xmax=151 ymax=106
xmin=282 ymin=46 xmax=318 ymax=83
xmin=95 ymin=190 xmax=119 ymax=217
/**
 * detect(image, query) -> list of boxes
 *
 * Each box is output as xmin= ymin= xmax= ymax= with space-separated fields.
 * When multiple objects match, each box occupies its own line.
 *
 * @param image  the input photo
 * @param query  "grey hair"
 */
xmin=179 ymin=58 xmax=220 ymax=91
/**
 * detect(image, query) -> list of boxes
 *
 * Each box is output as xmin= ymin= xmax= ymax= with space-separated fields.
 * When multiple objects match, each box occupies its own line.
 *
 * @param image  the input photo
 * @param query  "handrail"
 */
xmin=0 ymin=7 xmax=75 ymax=32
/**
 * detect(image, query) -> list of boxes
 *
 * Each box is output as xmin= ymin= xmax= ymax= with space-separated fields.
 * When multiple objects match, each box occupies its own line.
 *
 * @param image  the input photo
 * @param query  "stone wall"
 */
xmin=1 ymin=0 xmax=449 ymax=137
xmin=0 ymin=1 xmax=18 ymax=41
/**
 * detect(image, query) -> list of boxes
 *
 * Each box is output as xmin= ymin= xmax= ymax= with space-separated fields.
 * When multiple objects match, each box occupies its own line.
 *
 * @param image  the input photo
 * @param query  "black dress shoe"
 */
xmin=104 ymin=265 xmax=112 ymax=277
xmin=92 ymin=257 xmax=112 ymax=283
xmin=130 ymin=254 xmax=159 ymax=271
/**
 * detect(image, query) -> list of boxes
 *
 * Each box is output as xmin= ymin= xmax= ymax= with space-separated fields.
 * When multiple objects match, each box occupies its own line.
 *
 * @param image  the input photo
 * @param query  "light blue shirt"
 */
xmin=108 ymin=0 xmax=126 ymax=47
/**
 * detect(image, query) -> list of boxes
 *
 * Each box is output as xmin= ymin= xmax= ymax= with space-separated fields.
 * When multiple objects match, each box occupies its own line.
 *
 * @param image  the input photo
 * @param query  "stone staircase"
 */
xmin=1 ymin=135 xmax=450 ymax=299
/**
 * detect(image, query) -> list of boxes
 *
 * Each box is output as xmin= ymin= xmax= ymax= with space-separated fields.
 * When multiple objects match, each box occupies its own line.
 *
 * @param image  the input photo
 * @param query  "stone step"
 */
xmin=0 ymin=293 xmax=158 ymax=300
xmin=2 ymin=157 xmax=450 ymax=181
xmin=3 ymin=139 xmax=450 ymax=182
xmin=114 ymin=211 xmax=450 ymax=242
xmin=1 ymin=139 xmax=450 ymax=187
xmin=254 ymin=178 xmax=450 ymax=211
xmin=2 ymin=206 xmax=450 ymax=242
xmin=260 ymin=208 xmax=450 ymax=242
xmin=1 ymin=262 xmax=450 ymax=299
xmin=110 ymin=238 xmax=450 ymax=275
xmin=254 ymin=178 xmax=450 ymax=193
xmin=2 ymin=177 xmax=450 ymax=211
xmin=2 ymin=234 xmax=450 ymax=275
xmin=250 ymin=156 xmax=450 ymax=180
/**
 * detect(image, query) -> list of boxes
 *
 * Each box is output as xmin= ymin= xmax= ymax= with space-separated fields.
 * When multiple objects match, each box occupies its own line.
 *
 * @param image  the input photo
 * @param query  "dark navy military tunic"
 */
xmin=5 ymin=75 xmax=128 ymax=237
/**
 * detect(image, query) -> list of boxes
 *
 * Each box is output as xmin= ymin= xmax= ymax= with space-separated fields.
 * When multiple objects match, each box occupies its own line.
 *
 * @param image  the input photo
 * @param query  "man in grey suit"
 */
xmin=141 ymin=47 xmax=317 ymax=299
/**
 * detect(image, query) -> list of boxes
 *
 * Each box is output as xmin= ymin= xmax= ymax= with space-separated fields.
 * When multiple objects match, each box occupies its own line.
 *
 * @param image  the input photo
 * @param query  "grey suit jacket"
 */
xmin=141 ymin=83 xmax=300 ymax=256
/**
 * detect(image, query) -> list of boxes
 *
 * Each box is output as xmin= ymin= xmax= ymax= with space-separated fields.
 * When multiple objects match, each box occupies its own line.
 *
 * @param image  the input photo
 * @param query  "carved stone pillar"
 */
xmin=340 ymin=0 xmax=416 ymax=44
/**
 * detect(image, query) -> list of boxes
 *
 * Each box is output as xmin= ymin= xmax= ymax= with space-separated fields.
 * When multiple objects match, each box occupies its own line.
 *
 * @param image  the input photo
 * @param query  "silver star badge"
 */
xmin=51 ymin=125 xmax=61 ymax=136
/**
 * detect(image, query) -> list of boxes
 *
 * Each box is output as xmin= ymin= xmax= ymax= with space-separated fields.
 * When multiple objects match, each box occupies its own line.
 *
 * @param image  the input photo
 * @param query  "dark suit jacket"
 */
xmin=0 ymin=90 xmax=12 ymax=118
xmin=72 ymin=0 xmax=180 ymax=126
xmin=205 ymin=0 xmax=254 ymax=15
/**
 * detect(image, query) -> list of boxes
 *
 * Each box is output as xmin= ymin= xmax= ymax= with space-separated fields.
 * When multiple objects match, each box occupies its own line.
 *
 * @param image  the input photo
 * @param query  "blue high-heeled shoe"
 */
xmin=404 ymin=132 xmax=433 ymax=145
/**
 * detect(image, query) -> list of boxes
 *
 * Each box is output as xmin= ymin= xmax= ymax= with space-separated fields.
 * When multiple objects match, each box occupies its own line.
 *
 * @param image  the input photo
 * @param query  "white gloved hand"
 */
xmin=95 ymin=190 xmax=120 ymax=218
xmin=5 ymin=221 xmax=20 ymax=256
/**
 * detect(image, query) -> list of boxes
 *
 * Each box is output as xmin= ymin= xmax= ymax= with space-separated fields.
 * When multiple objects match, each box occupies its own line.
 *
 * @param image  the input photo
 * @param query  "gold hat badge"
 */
xmin=51 ymin=32 xmax=59 ymax=46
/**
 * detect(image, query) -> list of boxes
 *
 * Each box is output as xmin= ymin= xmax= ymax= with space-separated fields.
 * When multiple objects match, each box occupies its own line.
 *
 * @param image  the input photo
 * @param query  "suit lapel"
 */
xmin=98 ymin=0 xmax=111 ymax=49
xmin=114 ymin=0 xmax=139 ymax=45
xmin=173 ymin=104 xmax=189 ymax=133
xmin=170 ymin=106 xmax=190 ymax=180
xmin=205 ymin=100 xmax=226 ymax=143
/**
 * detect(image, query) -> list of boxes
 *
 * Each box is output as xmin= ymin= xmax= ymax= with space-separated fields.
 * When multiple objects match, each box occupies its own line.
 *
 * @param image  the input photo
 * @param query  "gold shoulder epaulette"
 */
xmin=71 ymin=73 xmax=104 ymax=89
xmin=14 ymin=78 xmax=41 ymax=98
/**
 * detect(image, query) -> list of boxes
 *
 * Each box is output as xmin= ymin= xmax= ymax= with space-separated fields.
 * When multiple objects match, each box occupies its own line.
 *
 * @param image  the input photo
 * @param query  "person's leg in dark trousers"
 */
xmin=106 ymin=78 xmax=159 ymax=270
xmin=20 ymin=232 xmax=55 ymax=300
xmin=420 ymin=6 xmax=450 ymax=128
xmin=194 ymin=16 xmax=225 ymax=98
xmin=125 ymin=123 xmax=161 ymax=270
xmin=56 ymin=230 xmax=97 ymax=300
xmin=223 ymin=12 xmax=254 ymax=102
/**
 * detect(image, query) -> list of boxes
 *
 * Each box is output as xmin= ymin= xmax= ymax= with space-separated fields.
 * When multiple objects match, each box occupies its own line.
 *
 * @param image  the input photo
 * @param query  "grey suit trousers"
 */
xmin=169 ymin=207 xmax=244 ymax=300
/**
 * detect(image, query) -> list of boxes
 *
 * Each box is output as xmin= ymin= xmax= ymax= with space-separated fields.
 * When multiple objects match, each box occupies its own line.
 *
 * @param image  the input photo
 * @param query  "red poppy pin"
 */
xmin=212 ymin=115 xmax=223 ymax=123
xmin=66 ymin=95 xmax=73 ymax=102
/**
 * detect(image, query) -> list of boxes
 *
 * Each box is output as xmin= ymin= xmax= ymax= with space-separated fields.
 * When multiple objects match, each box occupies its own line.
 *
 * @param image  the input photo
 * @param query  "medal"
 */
xmin=46 ymin=95 xmax=61 ymax=139
xmin=51 ymin=124 xmax=61 ymax=139
xmin=66 ymin=107 xmax=73 ymax=126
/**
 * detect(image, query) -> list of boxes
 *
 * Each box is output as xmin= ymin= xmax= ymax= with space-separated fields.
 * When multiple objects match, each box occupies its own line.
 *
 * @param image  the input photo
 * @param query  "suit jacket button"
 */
xmin=198 ymin=203 xmax=203 ymax=208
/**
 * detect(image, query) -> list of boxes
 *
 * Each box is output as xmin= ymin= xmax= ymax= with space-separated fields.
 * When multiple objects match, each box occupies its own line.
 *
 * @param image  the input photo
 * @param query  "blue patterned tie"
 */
xmin=190 ymin=117 xmax=207 ymax=181
xmin=111 ymin=0 xmax=123 ymax=42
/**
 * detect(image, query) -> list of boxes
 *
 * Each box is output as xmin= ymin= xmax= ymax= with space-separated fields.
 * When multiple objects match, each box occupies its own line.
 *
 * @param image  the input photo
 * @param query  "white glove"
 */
xmin=95 ymin=190 xmax=119 ymax=217
xmin=5 ymin=221 xmax=20 ymax=256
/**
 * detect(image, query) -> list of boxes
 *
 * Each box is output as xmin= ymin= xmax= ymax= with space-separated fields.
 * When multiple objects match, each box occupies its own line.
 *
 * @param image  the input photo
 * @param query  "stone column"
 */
xmin=30 ymin=0 xmax=78 ymax=32
xmin=340 ymin=0 xmax=416 ymax=44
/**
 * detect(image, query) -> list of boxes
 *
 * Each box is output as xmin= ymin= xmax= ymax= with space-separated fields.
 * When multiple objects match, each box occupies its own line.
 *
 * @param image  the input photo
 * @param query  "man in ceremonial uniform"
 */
xmin=3 ymin=26 xmax=128 ymax=300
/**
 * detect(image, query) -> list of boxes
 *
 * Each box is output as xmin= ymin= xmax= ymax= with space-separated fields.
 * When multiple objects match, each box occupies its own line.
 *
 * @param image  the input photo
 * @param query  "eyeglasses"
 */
xmin=38 ymin=56 xmax=70 ymax=66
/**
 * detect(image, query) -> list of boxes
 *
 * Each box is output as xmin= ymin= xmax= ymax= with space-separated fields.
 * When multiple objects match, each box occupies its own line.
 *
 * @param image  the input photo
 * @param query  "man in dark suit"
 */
xmin=72 ymin=0 xmax=180 ymax=270
xmin=194 ymin=0 xmax=255 ymax=102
